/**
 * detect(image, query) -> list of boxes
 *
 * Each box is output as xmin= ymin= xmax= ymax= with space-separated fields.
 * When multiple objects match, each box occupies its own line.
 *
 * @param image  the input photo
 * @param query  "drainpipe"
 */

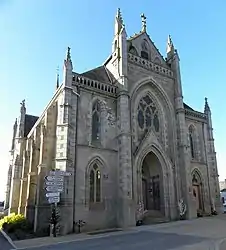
xmin=202 ymin=122 xmax=212 ymax=212
xmin=72 ymin=86 xmax=80 ymax=233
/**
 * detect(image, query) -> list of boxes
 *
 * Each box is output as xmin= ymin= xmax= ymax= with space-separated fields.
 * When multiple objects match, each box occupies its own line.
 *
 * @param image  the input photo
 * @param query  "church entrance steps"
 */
xmin=142 ymin=209 xmax=170 ymax=225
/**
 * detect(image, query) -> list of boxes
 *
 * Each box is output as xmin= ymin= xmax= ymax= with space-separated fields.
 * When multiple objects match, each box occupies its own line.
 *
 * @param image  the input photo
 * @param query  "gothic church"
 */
xmin=4 ymin=10 xmax=221 ymax=234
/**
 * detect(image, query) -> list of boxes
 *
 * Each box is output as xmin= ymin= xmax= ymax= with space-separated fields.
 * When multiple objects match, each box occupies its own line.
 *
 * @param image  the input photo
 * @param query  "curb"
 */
xmin=0 ymin=229 xmax=17 ymax=249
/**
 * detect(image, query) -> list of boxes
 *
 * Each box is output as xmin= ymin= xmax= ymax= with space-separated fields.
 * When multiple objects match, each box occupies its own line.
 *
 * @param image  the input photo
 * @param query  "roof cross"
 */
xmin=141 ymin=13 xmax=147 ymax=32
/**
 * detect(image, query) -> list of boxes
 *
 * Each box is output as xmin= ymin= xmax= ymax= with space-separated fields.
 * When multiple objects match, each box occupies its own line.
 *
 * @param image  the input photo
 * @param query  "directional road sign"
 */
xmin=45 ymin=176 xmax=64 ymax=182
xmin=48 ymin=196 xmax=60 ymax=204
xmin=45 ymin=181 xmax=63 ymax=186
xmin=45 ymin=192 xmax=60 ymax=198
xmin=50 ymin=170 xmax=72 ymax=176
xmin=45 ymin=186 xmax=63 ymax=192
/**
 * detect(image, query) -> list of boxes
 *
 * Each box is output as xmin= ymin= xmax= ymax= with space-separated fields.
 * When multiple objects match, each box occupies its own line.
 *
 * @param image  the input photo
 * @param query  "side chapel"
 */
xmin=4 ymin=10 xmax=221 ymax=234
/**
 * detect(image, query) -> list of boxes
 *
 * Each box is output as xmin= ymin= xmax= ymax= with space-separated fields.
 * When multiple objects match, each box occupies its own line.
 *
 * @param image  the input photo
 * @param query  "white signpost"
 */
xmin=44 ymin=170 xmax=71 ymax=237
xmin=44 ymin=170 xmax=71 ymax=204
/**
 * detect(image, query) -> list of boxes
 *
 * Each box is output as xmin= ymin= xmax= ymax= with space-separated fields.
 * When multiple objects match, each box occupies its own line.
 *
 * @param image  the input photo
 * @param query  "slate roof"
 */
xmin=183 ymin=103 xmax=194 ymax=111
xmin=24 ymin=114 xmax=39 ymax=137
xmin=80 ymin=66 xmax=115 ymax=84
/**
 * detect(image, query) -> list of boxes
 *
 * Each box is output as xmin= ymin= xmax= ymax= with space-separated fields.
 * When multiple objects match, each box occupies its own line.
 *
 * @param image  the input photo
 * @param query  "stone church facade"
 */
xmin=4 ymin=10 xmax=221 ymax=234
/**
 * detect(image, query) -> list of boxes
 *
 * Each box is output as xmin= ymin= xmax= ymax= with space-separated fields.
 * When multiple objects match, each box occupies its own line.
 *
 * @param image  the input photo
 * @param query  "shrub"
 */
xmin=0 ymin=213 xmax=31 ymax=233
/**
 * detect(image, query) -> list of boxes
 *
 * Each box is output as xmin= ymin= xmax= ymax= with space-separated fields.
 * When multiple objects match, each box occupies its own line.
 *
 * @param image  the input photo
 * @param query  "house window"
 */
xmin=91 ymin=100 xmax=101 ymax=144
xmin=89 ymin=164 xmax=101 ymax=203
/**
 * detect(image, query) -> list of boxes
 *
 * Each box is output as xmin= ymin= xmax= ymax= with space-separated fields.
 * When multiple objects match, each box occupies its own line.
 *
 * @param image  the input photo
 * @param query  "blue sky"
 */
xmin=0 ymin=0 xmax=226 ymax=201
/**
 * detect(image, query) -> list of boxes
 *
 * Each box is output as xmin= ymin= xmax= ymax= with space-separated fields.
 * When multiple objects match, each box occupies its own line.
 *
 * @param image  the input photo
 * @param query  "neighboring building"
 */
xmin=0 ymin=201 xmax=4 ymax=214
xmin=219 ymin=180 xmax=226 ymax=191
xmin=5 ymin=10 xmax=221 ymax=235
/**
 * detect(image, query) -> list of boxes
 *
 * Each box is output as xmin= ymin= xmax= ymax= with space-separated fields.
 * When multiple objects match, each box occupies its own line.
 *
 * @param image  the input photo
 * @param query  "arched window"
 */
xmin=92 ymin=100 xmax=101 ymax=144
xmin=141 ymin=40 xmax=149 ymax=60
xmin=89 ymin=164 xmax=101 ymax=203
xmin=129 ymin=46 xmax=138 ymax=56
xmin=137 ymin=94 xmax=160 ymax=140
xmin=189 ymin=126 xmax=196 ymax=159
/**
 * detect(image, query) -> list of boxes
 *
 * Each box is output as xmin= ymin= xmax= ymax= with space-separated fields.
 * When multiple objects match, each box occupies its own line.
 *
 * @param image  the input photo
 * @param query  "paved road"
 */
xmin=15 ymin=215 xmax=226 ymax=250
xmin=0 ymin=230 xmax=15 ymax=250
xmin=20 ymin=230 xmax=212 ymax=250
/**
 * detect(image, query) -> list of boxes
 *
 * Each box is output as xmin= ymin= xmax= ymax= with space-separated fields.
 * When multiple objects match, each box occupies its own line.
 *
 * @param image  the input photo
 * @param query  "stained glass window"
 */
xmin=137 ymin=95 xmax=160 ymax=136
xmin=89 ymin=164 xmax=101 ymax=203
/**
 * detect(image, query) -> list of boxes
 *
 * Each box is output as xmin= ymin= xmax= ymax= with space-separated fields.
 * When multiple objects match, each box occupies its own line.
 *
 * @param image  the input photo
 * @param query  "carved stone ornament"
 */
xmin=178 ymin=198 xmax=187 ymax=217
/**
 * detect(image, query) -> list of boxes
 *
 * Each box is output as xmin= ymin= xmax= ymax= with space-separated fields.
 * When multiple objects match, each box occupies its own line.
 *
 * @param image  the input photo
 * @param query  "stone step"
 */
xmin=143 ymin=216 xmax=170 ymax=225
xmin=143 ymin=210 xmax=164 ymax=218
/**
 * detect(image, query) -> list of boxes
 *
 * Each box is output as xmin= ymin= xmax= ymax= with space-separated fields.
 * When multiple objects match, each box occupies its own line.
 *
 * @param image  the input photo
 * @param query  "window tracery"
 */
xmin=137 ymin=94 xmax=160 ymax=139
xmin=89 ymin=163 xmax=101 ymax=203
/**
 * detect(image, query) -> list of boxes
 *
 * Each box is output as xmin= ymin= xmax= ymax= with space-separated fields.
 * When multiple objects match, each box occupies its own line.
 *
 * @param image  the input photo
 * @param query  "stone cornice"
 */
xmin=185 ymin=109 xmax=207 ymax=121
xmin=128 ymin=53 xmax=174 ymax=79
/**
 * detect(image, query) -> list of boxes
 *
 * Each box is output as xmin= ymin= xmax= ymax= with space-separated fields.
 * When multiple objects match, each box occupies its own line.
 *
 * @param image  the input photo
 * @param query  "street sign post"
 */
xmin=44 ymin=170 xmax=72 ymax=237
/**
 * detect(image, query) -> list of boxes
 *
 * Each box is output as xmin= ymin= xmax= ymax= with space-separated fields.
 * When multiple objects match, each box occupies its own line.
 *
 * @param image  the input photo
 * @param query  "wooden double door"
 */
xmin=142 ymin=175 xmax=160 ymax=211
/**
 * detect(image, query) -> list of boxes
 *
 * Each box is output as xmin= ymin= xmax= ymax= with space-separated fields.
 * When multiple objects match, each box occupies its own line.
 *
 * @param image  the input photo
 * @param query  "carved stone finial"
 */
xmin=116 ymin=8 xmax=123 ymax=24
xmin=20 ymin=99 xmax=25 ymax=108
xmin=167 ymin=34 xmax=174 ymax=55
xmin=141 ymin=13 xmax=147 ymax=32
xmin=204 ymin=97 xmax=210 ymax=113
xmin=67 ymin=47 xmax=71 ymax=59
xmin=67 ymin=47 xmax=71 ymax=61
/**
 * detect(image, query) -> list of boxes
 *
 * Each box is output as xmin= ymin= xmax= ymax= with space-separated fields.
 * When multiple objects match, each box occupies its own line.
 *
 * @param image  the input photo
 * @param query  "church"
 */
xmin=4 ymin=9 xmax=221 ymax=235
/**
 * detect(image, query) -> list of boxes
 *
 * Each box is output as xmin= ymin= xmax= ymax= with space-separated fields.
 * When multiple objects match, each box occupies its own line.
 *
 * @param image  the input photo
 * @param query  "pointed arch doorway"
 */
xmin=192 ymin=170 xmax=204 ymax=214
xmin=141 ymin=152 xmax=164 ymax=215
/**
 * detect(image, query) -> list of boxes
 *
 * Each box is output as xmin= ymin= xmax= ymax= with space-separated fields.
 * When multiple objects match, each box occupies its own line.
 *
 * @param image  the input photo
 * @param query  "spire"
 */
xmin=115 ymin=8 xmax=123 ymax=35
xmin=204 ymin=97 xmax=211 ymax=113
xmin=141 ymin=13 xmax=147 ymax=32
xmin=56 ymin=66 xmax=59 ymax=90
